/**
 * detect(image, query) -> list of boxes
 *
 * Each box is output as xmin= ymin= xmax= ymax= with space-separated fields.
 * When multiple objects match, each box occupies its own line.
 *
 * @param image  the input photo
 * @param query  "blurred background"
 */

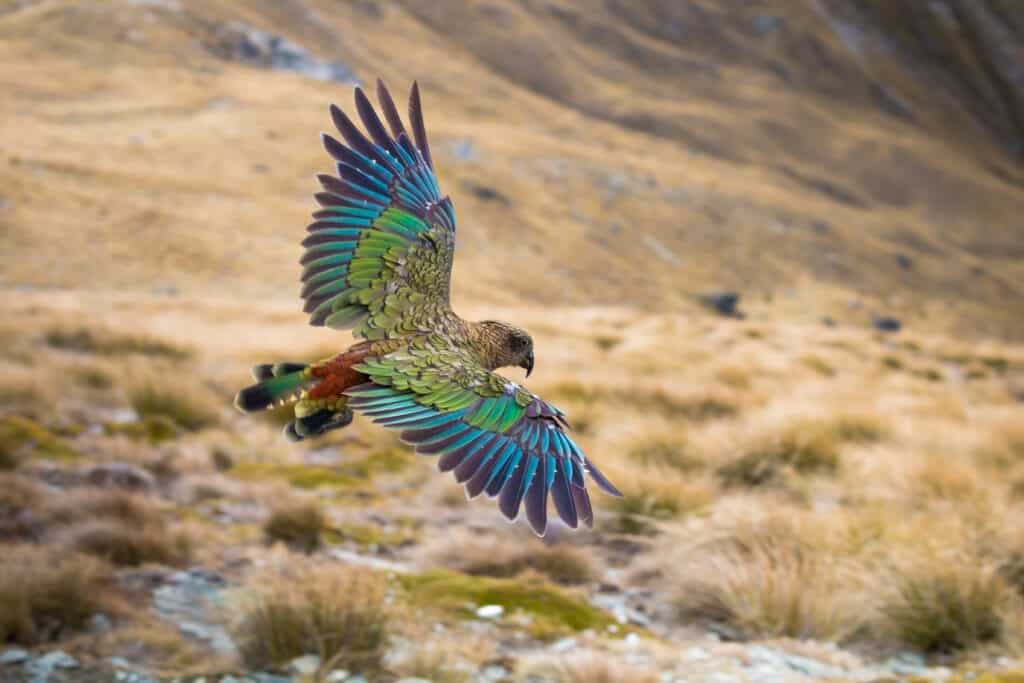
xmin=1 ymin=1 xmax=1023 ymax=681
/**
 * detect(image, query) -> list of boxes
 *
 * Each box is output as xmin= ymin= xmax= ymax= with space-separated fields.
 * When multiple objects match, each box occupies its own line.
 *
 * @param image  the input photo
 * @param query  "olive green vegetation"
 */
xmin=233 ymin=449 xmax=410 ymax=491
xmin=325 ymin=520 xmax=420 ymax=549
xmin=0 ymin=416 xmax=80 ymax=468
xmin=44 ymin=327 xmax=191 ymax=360
xmin=232 ymin=462 xmax=361 ymax=490
xmin=104 ymin=415 xmax=178 ymax=444
xmin=129 ymin=384 xmax=219 ymax=432
xmin=397 ymin=570 xmax=618 ymax=640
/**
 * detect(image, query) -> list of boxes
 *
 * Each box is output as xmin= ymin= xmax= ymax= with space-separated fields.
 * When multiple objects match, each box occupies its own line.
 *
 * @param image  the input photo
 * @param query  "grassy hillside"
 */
xmin=0 ymin=0 xmax=1022 ymax=337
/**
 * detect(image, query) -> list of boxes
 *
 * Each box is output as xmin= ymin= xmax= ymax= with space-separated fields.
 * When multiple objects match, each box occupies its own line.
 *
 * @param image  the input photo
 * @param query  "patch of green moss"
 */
xmin=231 ymin=462 xmax=360 ymax=490
xmin=950 ymin=673 xmax=1024 ymax=683
xmin=980 ymin=356 xmax=1010 ymax=373
xmin=912 ymin=367 xmax=943 ymax=382
xmin=0 ymin=416 xmax=80 ymax=467
xmin=104 ymin=416 xmax=178 ymax=444
xmin=397 ymin=570 xmax=616 ymax=640
xmin=325 ymin=520 xmax=419 ymax=549
xmin=882 ymin=355 xmax=904 ymax=370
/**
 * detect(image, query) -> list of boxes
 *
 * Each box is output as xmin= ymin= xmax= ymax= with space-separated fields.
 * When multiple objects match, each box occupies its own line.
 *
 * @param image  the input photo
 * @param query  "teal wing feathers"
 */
xmin=345 ymin=339 xmax=622 ymax=536
xmin=301 ymin=81 xmax=456 ymax=340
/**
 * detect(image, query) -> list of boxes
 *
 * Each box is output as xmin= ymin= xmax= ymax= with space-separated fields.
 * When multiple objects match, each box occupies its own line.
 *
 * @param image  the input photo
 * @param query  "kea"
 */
xmin=234 ymin=80 xmax=621 ymax=536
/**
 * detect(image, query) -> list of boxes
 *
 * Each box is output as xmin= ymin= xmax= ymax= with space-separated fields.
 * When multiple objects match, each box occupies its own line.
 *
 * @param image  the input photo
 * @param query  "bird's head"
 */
xmin=472 ymin=320 xmax=535 ymax=377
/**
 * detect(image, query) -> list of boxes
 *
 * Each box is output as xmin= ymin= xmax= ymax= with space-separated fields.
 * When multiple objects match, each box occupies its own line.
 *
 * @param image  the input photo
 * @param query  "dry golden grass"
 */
xmin=669 ymin=512 xmax=866 ymax=641
xmin=129 ymin=381 xmax=219 ymax=432
xmin=263 ymin=500 xmax=326 ymax=553
xmin=425 ymin=532 xmax=596 ymax=585
xmin=229 ymin=563 xmax=392 ymax=673
xmin=879 ymin=561 xmax=1016 ymax=654
xmin=531 ymin=650 xmax=659 ymax=683
xmin=63 ymin=519 xmax=192 ymax=567
xmin=0 ymin=545 xmax=110 ymax=645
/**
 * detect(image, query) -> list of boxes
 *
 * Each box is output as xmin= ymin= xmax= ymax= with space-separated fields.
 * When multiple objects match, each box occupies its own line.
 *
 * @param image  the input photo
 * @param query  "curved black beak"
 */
xmin=520 ymin=351 xmax=535 ymax=378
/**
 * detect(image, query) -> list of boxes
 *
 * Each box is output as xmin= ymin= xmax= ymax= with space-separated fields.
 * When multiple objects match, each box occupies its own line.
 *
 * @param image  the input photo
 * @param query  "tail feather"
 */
xmin=234 ymin=368 xmax=311 ymax=413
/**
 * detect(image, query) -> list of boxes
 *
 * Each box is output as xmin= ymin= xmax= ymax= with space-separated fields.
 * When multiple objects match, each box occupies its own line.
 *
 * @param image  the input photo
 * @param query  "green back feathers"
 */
xmin=301 ymin=80 xmax=456 ymax=341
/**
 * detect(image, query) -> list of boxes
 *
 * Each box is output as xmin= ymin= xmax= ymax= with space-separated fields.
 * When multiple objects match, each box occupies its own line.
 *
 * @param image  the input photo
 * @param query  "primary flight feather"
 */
xmin=234 ymin=80 xmax=621 ymax=536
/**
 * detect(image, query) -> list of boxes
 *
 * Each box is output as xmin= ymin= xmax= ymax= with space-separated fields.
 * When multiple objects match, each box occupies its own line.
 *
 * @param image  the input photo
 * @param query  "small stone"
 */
xmin=288 ymin=654 xmax=321 ymax=676
xmin=475 ymin=604 xmax=503 ymax=619
xmin=625 ymin=632 xmax=640 ymax=647
xmin=36 ymin=651 xmax=79 ymax=669
xmin=549 ymin=637 xmax=577 ymax=653
xmin=345 ymin=676 xmax=368 ymax=683
xmin=325 ymin=671 xmax=349 ymax=683
xmin=109 ymin=656 xmax=133 ymax=669
xmin=396 ymin=678 xmax=433 ymax=683
xmin=0 ymin=649 xmax=29 ymax=665
xmin=481 ymin=665 xmax=507 ymax=682
xmin=249 ymin=674 xmax=292 ymax=683
xmin=86 ymin=462 xmax=155 ymax=491
xmin=90 ymin=613 xmax=114 ymax=633
xmin=873 ymin=316 xmax=902 ymax=333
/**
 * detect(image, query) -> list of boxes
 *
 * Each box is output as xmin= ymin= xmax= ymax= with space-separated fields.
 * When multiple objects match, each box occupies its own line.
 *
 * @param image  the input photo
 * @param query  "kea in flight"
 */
xmin=234 ymin=80 xmax=621 ymax=536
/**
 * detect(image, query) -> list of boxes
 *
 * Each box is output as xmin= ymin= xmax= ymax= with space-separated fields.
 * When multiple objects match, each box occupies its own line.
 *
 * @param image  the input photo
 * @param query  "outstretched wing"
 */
xmin=301 ymin=80 xmax=456 ymax=340
xmin=345 ymin=339 xmax=622 ymax=536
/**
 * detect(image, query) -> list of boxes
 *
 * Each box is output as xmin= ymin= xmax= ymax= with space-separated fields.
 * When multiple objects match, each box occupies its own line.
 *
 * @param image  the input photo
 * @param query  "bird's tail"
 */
xmin=233 ymin=362 xmax=313 ymax=413
xmin=234 ymin=362 xmax=353 ymax=441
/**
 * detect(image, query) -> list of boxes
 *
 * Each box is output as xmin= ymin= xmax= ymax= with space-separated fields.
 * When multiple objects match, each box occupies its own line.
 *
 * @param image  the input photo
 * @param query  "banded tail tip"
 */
xmin=234 ymin=384 xmax=275 ymax=413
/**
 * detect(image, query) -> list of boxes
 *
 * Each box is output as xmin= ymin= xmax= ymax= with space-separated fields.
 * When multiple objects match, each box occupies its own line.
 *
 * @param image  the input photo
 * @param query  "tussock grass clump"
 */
xmin=263 ymin=501 xmax=326 ymax=553
xmin=879 ymin=563 xmax=1011 ymax=653
xmin=0 ymin=415 xmax=79 ymax=467
xmin=636 ymin=388 xmax=737 ymax=422
xmin=628 ymin=437 xmax=704 ymax=472
xmin=717 ymin=414 xmax=886 ymax=489
xmin=230 ymin=564 xmax=391 ymax=673
xmin=0 ymin=472 xmax=45 ymax=541
xmin=65 ymin=520 xmax=192 ymax=567
xmin=801 ymin=354 xmax=835 ymax=376
xmin=538 ymin=651 xmax=658 ymax=683
xmin=432 ymin=537 xmax=595 ymax=585
xmin=0 ymin=546 xmax=110 ymax=644
xmin=130 ymin=383 xmax=218 ymax=431
xmin=44 ymin=326 xmax=191 ymax=359
xmin=49 ymin=490 xmax=191 ymax=566
xmin=671 ymin=518 xmax=864 ymax=640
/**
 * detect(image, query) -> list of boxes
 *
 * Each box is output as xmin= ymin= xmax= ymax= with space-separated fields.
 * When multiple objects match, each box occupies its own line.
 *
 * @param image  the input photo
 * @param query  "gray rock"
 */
xmin=699 ymin=291 xmax=743 ymax=318
xmin=288 ymin=654 xmax=321 ymax=676
xmin=481 ymin=665 xmax=507 ymax=682
xmin=872 ymin=315 xmax=902 ymax=332
xmin=396 ymin=678 xmax=433 ymax=683
xmin=0 ymin=648 xmax=29 ymax=665
xmin=89 ymin=613 xmax=114 ymax=633
xmin=345 ymin=676 xmax=369 ymax=683
xmin=475 ymin=604 xmax=503 ymax=619
xmin=109 ymin=656 xmax=133 ymax=669
xmin=35 ymin=651 xmax=79 ymax=669
xmin=249 ymin=674 xmax=293 ymax=683
xmin=213 ymin=22 xmax=356 ymax=84
xmin=86 ymin=462 xmax=155 ymax=491
xmin=448 ymin=139 xmax=478 ymax=162
xmin=325 ymin=671 xmax=350 ymax=683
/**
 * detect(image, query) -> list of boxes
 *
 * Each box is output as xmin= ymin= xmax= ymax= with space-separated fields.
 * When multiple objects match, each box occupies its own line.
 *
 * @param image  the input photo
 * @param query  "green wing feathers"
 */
xmin=346 ymin=342 xmax=622 ymax=536
xmin=301 ymin=80 xmax=456 ymax=340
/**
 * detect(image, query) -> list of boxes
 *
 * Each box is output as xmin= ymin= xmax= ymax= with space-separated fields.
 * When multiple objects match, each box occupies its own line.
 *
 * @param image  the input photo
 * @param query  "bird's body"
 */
xmin=234 ymin=80 xmax=620 ymax=536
